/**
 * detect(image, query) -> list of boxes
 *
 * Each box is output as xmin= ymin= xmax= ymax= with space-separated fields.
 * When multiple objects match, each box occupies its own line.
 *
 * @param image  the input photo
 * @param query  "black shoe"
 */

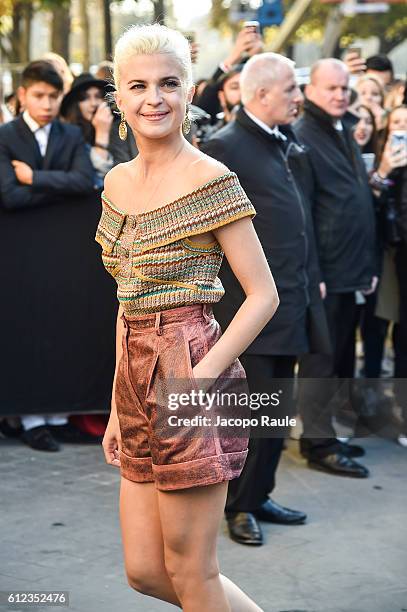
xmin=226 ymin=512 xmax=263 ymax=546
xmin=21 ymin=426 xmax=60 ymax=452
xmin=338 ymin=440 xmax=366 ymax=458
xmin=308 ymin=453 xmax=369 ymax=478
xmin=0 ymin=419 xmax=23 ymax=439
xmin=254 ymin=499 xmax=307 ymax=525
xmin=48 ymin=423 xmax=101 ymax=444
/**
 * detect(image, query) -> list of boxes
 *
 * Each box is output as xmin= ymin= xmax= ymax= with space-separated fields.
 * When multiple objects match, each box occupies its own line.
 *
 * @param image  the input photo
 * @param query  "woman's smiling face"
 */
xmin=388 ymin=107 xmax=407 ymax=133
xmin=357 ymin=78 xmax=383 ymax=108
xmin=115 ymin=53 xmax=193 ymax=139
xmin=354 ymin=106 xmax=374 ymax=147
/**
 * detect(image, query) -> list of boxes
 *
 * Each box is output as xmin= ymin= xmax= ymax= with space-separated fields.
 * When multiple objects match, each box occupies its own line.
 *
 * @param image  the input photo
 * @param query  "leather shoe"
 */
xmin=226 ymin=512 xmax=263 ymax=546
xmin=308 ymin=453 xmax=369 ymax=478
xmin=338 ymin=440 xmax=366 ymax=458
xmin=0 ymin=419 xmax=23 ymax=439
xmin=21 ymin=426 xmax=60 ymax=452
xmin=254 ymin=499 xmax=307 ymax=525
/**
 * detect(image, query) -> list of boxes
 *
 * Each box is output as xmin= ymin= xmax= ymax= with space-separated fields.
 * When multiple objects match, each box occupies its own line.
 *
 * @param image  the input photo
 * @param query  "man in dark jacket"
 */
xmin=295 ymin=59 xmax=377 ymax=477
xmin=204 ymin=52 xmax=330 ymax=546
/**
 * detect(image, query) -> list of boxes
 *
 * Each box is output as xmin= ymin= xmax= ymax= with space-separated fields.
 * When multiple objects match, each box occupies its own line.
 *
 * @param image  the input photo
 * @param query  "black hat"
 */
xmin=60 ymin=73 xmax=108 ymax=117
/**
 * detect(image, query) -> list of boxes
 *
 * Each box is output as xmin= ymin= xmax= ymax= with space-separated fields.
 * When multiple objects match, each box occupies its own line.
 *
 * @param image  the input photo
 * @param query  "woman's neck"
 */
xmin=133 ymin=129 xmax=186 ymax=176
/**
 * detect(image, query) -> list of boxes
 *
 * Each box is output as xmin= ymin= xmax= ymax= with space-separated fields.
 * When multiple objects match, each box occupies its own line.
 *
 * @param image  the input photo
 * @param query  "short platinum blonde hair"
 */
xmin=240 ymin=53 xmax=295 ymax=105
xmin=113 ymin=24 xmax=193 ymax=90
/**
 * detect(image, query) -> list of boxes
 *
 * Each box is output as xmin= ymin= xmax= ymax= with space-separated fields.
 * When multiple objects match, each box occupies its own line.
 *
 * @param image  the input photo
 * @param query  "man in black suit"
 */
xmin=295 ymin=59 xmax=376 ymax=477
xmin=0 ymin=60 xmax=94 ymax=451
xmin=204 ymin=53 xmax=330 ymax=545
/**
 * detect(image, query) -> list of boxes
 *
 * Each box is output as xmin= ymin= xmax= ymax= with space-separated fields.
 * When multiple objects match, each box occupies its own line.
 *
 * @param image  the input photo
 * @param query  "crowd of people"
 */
xmin=0 ymin=26 xmax=406 ymax=555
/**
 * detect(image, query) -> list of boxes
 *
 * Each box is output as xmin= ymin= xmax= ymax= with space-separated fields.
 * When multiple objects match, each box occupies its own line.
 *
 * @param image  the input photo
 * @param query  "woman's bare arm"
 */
xmin=193 ymin=216 xmax=279 ymax=380
xmin=110 ymin=304 xmax=125 ymax=418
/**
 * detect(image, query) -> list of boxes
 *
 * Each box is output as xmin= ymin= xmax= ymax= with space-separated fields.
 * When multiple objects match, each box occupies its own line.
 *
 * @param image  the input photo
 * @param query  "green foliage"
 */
xmin=209 ymin=0 xmax=407 ymax=51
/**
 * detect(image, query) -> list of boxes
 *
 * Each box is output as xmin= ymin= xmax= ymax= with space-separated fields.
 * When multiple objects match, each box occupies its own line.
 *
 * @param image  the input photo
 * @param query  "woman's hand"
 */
xmin=343 ymin=51 xmax=366 ymax=75
xmin=224 ymin=28 xmax=263 ymax=68
xmin=102 ymin=412 xmax=122 ymax=468
xmin=378 ymin=139 xmax=407 ymax=179
xmin=192 ymin=359 xmax=219 ymax=382
xmin=92 ymin=102 xmax=113 ymax=134
xmin=368 ymin=101 xmax=387 ymax=130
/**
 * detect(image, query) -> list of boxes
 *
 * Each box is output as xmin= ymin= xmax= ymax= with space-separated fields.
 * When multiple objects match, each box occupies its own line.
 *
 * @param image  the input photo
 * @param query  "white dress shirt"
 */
xmin=22 ymin=110 xmax=52 ymax=156
xmin=243 ymin=108 xmax=287 ymax=141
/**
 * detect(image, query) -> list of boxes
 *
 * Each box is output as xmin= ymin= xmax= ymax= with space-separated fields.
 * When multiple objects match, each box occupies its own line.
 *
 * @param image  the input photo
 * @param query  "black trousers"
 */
xmin=225 ymin=354 xmax=296 ymax=513
xmin=298 ymin=292 xmax=359 ymax=458
xmin=359 ymin=293 xmax=389 ymax=379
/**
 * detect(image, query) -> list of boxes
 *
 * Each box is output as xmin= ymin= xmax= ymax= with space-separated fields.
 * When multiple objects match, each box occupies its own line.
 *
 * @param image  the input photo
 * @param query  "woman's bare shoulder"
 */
xmin=186 ymin=152 xmax=231 ymax=189
xmin=104 ymin=161 xmax=134 ymax=190
xmin=103 ymin=161 xmax=135 ymax=211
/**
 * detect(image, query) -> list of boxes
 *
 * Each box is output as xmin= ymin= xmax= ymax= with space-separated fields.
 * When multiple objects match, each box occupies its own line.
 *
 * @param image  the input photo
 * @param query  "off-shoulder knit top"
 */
xmin=95 ymin=172 xmax=256 ymax=315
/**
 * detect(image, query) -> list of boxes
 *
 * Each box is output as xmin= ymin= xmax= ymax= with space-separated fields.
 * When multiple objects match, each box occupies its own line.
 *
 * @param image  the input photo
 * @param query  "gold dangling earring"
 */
xmin=182 ymin=106 xmax=191 ymax=135
xmin=119 ymin=111 xmax=128 ymax=141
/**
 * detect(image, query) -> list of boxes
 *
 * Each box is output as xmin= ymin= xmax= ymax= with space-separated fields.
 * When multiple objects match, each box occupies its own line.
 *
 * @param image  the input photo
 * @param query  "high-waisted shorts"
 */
xmin=115 ymin=304 xmax=249 ymax=491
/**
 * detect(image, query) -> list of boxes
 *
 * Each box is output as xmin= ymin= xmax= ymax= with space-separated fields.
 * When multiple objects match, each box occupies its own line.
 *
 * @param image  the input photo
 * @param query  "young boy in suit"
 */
xmin=0 ymin=60 xmax=96 ymax=451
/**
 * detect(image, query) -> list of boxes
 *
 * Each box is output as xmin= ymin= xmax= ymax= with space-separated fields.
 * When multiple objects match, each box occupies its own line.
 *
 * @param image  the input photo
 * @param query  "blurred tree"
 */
xmin=152 ymin=0 xmax=166 ymax=24
xmin=43 ymin=0 xmax=71 ymax=60
xmin=209 ymin=0 xmax=407 ymax=55
xmin=0 ymin=0 xmax=33 ymax=87
xmin=102 ymin=0 xmax=112 ymax=58
xmin=290 ymin=1 xmax=407 ymax=54
xmin=78 ymin=0 xmax=89 ymax=69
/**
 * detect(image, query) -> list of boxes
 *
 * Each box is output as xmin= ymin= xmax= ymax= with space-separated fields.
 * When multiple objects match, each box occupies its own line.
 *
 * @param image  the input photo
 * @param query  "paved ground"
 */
xmin=0 ymin=434 xmax=406 ymax=612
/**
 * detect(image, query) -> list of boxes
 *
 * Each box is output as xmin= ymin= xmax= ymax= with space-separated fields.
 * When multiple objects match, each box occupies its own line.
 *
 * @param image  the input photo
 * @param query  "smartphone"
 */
xmin=347 ymin=45 xmax=362 ymax=58
xmin=391 ymin=130 xmax=407 ymax=154
xmin=243 ymin=20 xmax=260 ymax=33
xmin=182 ymin=31 xmax=196 ymax=44
xmin=362 ymin=153 xmax=375 ymax=174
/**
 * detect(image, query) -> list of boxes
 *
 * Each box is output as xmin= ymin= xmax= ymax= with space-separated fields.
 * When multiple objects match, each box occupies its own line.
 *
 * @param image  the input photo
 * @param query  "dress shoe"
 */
xmin=308 ymin=453 xmax=369 ymax=478
xmin=0 ymin=419 xmax=23 ymax=439
xmin=397 ymin=433 xmax=407 ymax=448
xmin=49 ymin=423 xmax=101 ymax=444
xmin=338 ymin=440 xmax=365 ymax=458
xmin=21 ymin=426 xmax=60 ymax=452
xmin=226 ymin=512 xmax=263 ymax=546
xmin=254 ymin=499 xmax=307 ymax=525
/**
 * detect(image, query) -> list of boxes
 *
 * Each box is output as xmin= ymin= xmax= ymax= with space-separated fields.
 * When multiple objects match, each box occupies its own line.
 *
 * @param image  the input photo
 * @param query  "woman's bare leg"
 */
xmin=119 ymin=477 xmax=181 ymax=606
xmin=158 ymin=482 xmax=263 ymax=612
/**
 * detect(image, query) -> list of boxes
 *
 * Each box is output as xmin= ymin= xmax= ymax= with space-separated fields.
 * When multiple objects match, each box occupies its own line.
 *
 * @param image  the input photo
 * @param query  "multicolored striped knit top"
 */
xmin=95 ymin=172 xmax=256 ymax=315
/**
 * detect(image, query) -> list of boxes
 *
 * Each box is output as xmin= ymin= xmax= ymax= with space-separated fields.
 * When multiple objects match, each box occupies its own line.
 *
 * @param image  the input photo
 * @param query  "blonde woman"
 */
xmin=97 ymin=24 xmax=278 ymax=612
xmin=356 ymin=74 xmax=386 ymax=130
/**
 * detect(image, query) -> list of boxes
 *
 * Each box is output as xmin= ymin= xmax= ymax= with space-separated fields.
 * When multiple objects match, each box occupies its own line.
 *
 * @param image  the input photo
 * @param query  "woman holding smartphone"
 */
xmin=98 ymin=24 xmax=278 ymax=611
xmin=382 ymin=106 xmax=407 ymax=446
xmin=369 ymin=106 xmax=407 ymax=445
xmin=61 ymin=73 xmax=114 ymax=188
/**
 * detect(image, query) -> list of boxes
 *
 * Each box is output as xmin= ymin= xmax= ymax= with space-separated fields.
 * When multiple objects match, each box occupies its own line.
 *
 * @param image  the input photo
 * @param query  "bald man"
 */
xmin=204 ymin=53 xmax=333 ymax=545
xmin=295 ymin=59 xmax=377 ymax=477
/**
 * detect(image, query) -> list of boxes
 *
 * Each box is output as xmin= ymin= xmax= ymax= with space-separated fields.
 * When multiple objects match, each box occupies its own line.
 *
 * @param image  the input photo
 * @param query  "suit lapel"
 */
xmin=15 ymin=115 xmax=43 ymax=168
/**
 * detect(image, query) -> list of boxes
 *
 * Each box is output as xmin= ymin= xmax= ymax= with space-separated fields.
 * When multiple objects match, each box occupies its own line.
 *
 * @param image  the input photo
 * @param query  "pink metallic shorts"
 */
xmin=115 ymin=304 xmax=249 ymax=490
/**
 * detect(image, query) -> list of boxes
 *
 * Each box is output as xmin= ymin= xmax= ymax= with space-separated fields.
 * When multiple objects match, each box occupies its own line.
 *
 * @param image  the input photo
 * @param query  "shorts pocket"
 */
xmin=183 ymin=326 xmax=207 ymax=392
xmin=145 ymin=351 xmax=159 ymax=401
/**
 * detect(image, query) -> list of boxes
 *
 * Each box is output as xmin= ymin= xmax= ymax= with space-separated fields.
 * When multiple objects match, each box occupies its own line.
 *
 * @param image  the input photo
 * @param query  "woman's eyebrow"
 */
xmin=127 ymin=76 xmax=181 ymax=85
